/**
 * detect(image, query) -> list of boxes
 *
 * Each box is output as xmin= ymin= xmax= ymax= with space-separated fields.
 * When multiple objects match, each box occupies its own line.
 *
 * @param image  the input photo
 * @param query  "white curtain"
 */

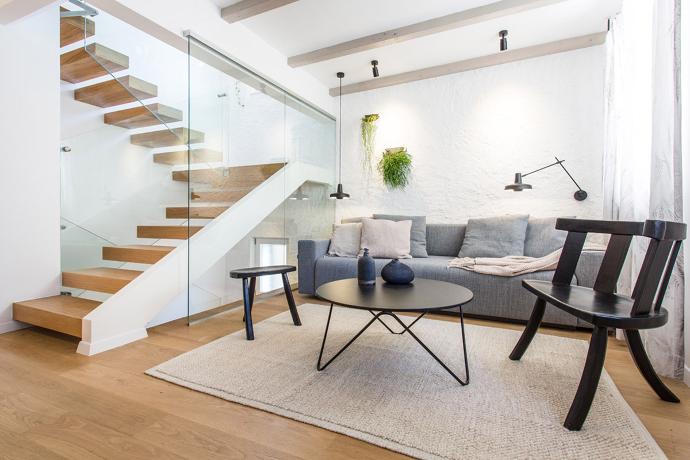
xmin=603 ymin=0 xmax=685 ymax=378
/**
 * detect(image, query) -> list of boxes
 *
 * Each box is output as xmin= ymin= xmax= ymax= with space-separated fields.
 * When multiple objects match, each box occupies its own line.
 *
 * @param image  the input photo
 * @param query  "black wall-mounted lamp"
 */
xmin=499 ymin=30 xmax=508 ymax=51
xmin=371 ymin=60 xmax=379 ymax=78
xmin=330 ymin=72 xmax=350 ymax=200
xmin=505 ymin=156 xmax=588 ymax=201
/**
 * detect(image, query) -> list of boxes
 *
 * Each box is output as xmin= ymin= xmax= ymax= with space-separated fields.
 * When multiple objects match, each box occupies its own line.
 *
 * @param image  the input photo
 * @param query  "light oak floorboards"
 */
xmin=1 ymin=293 xmax=689 ymax=459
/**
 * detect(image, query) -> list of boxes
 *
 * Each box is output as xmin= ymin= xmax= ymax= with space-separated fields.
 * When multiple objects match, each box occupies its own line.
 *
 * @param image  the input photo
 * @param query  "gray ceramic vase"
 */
xmin=381 ymin=258 xmax=415 ymax=285
xmin=357 ymin=248 xmax=376 ymax=286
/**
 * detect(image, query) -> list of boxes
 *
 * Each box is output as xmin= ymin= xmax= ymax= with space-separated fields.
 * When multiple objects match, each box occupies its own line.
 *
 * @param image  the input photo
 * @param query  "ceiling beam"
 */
xmin=288 ymin=0 xmax=566 ymax=68
xmin=221 ymin=0 xmax=298 ymax=24
xmin=329 ymin=31 xmax=607 ymax=96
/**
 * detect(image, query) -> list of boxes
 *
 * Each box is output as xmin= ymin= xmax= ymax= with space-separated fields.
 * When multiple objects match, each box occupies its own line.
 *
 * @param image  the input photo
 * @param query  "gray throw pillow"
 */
xmin=373 ymin=214 xmax=428 ymax=258
xmin=524 ymin=217 xmax=572 ymax=257
xmin=458 ymin=215 xmax=529 ymax=258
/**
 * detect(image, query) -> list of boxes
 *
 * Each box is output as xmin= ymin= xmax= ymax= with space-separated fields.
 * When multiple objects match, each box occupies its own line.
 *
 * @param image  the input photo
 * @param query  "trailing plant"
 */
xmin=378 ymin=147 xmax=412 ymax=189
xmin=360 ymin=114 xmax=379 ymax=173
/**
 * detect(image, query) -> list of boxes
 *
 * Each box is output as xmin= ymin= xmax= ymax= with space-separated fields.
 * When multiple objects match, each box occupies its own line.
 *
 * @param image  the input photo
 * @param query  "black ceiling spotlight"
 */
xmin=505 ymin=156 xmax=588 ymax=201
xmin=499 ymin=29 xmax=508 ymax=51
xmin=330 ymin=72 xmax=350 ymax=200
xmin=371 ymin=60 xmax=379 ymax=78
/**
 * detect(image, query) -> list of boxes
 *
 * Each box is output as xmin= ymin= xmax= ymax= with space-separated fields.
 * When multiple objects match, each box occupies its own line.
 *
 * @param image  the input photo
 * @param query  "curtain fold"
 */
xmin=604 ymin=0 xmax=684 ymax=378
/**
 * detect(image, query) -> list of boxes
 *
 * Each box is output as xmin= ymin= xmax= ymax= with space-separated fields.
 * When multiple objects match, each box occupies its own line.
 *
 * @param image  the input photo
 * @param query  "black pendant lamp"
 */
xmin=330 ymin=72 xmax=350 ymax=200
xmin=499 ymin=30 xmax=508 ymax=51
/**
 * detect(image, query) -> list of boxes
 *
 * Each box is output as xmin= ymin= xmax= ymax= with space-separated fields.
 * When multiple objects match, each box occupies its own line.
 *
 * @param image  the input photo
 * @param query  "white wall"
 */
xmin=336 ymin=46 xmax=606 ymax=223
xmin=0 ymin=5 xmax=61 ymax=332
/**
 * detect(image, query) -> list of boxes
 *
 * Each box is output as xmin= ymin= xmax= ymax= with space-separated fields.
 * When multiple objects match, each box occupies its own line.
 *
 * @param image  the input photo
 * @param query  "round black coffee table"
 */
xmin=315 ymin=278 xmax=474 ymax=385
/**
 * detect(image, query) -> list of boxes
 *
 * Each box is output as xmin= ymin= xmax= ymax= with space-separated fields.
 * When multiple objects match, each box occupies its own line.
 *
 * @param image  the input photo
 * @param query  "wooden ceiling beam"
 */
xmin=221 ymin=0 xmax=299 ymax=24
xmin=329 ymin=31 xmax=607 ymax=96
xmin=288 ymin=0 xmax=566 ymax=68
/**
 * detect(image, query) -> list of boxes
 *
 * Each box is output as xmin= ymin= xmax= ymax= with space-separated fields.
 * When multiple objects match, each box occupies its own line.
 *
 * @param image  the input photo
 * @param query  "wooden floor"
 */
xmin=1 ymin=292 xmax=689 ymax=459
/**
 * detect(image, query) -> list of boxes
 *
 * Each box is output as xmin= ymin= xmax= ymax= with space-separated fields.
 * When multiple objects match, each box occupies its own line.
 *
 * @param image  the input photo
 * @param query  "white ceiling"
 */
xmin=214 ymin=0 xmax=621 ymax=90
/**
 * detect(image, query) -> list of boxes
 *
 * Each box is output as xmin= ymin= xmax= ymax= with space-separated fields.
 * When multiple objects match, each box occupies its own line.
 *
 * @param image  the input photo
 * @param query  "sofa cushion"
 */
xmin=458 ymin=215 xmax=529 ymax=258
xmin=524 ymin=217 xmax=570 ymax=257
xmin=374 ymin=214 xmax=428 ymax=258
xmin=360 ymin=218 xmax=412 ymax=258
xmin=426 ymin=224 xmax=466 ymax=256
xmin=327 ymin=223 xmax=361 ymax=257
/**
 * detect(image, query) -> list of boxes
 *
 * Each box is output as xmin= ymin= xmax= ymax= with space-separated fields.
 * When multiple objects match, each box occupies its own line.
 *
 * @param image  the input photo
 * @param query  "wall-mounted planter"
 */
xmin=360 ymin=113 xmax=379 ymax=173
xmin=378 ymin=147 xmax=412 ymax=190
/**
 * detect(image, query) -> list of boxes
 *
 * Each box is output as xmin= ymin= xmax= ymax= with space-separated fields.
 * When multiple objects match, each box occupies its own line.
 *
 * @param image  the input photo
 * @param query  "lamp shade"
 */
xmin=329 ymin=183 xmax=350 ymax=200
xmin=505 ymin=173 xmax=532 ymax=192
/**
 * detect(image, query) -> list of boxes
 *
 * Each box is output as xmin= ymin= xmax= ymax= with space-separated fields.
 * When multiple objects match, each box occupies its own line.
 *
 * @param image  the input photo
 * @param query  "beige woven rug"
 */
xmin=147 ymin=304 xmax=665 ymax=459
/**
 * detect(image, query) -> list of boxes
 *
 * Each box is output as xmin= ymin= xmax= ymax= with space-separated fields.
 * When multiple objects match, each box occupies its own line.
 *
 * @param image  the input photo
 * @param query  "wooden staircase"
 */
xmin=14 ymin=9 xmax=287 ymax=343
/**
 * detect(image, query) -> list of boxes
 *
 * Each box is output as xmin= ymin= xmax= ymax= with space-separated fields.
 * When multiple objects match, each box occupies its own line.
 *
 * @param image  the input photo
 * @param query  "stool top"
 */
xmin=230 ymin=265 xmax=296 ymax=278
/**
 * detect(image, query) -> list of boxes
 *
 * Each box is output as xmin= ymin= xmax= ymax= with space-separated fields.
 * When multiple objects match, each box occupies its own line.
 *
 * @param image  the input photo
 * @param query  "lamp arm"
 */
xmin=521 ymin=157 xmax=584 ymax=191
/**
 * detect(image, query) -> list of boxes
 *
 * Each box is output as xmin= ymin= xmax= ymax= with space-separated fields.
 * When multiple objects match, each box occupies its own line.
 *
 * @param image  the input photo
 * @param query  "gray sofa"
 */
xmin=298 ymin=223 xmax=604 ymax=328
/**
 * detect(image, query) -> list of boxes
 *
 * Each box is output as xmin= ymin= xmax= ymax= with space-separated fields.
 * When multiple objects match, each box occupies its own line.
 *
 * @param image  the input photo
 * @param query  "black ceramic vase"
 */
xmin=381 ymin=259 xmax=415 ymax=285
xmin=357 ymin=248 xmax=376 ymax=286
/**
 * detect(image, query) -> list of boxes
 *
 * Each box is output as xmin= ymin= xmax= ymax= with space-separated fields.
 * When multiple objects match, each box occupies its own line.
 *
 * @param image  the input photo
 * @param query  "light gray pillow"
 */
xmin=328 ymin=223 xmax=361 ymax=257
xmin=341 ymin=217 xmax=365 ymax=224
xmin=458 ymin=214 xmax=530 ymax=258
xmin=360 ymin=218 xmax=412 ymax=259
xmin=373 ymin=214 xmax=428 ymax=258
xmin=524 ymin=217 xmax=572 ymax=257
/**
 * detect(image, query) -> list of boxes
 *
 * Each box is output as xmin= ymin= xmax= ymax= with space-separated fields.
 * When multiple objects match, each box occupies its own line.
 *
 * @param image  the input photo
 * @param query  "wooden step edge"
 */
xmin=60 ymin=7 xmax=95 ymax=47
xmin=130 ymin=128 xmax=205 ymax=148
xmin=153 ymin=149 xmax=223 ymax=165
xmin=13 ymin=295 xmax=101 ymax=338
xmin=137 ymin=226 xmax=204 ymax=240
xmin=62 ymin=268 xmax=143 ymax=294
xmin=74 ymin=76 xmax=158 ymax=108
xmin=166 ymin=207 xmax=229 ymax=219
xmin=102 ymin=245 xmax=174 ymax=264
xmin=104 ymin=104 xmax=184 ymax=129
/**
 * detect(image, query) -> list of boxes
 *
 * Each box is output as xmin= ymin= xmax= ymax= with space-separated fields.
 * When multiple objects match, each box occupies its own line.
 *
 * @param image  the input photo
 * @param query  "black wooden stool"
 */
xmin=230 ymin=265 xmax=301 ymax=340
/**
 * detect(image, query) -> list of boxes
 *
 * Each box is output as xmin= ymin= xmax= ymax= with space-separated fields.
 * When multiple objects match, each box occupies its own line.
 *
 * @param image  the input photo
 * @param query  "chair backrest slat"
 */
xmin=552 ymin=231 xmax=587 ymax=285
xmin=632 ymin=240 xmax=673 ymax=315
xmin=653 ymin=240 xmax=683 ymax=312
xmin=593 ymin=234 xmax=633 ymax=294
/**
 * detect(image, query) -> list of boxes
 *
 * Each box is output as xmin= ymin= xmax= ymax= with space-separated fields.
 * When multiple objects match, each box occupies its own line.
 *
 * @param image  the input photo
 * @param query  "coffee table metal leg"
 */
xmin=369 ymin=310 xmax=426 ymax=334
xmin=317 ymin=304 xmax=386 ymax=371
xmin=387 ymin=306 xmax=469 ymax=385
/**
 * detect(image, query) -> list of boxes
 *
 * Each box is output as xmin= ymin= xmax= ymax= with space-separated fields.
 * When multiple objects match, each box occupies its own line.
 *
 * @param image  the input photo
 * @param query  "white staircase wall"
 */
xmin=77 ymin=162 xmax=331 ymax=355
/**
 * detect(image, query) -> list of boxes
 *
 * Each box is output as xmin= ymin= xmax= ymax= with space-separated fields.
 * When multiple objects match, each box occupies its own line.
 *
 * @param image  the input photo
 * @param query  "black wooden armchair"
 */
xmin=509 ymin=218 xmax=686 ymax=431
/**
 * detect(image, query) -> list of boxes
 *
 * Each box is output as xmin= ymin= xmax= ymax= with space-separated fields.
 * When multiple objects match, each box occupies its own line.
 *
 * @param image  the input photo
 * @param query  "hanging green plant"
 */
xmin=378 ymin=147 xmax=412 ymax=189
xmin=360 ymin=114 xmax=379 ymax=173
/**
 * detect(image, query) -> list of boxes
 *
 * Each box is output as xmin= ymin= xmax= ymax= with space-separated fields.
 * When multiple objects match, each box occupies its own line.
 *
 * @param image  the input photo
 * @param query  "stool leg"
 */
xmin=241 ymin=277 xmax=256 ymax=323
xmin=242 ymin=278 xmax=254 ymax=340
xmin=282 ymin=273 xmax=301 ymax=326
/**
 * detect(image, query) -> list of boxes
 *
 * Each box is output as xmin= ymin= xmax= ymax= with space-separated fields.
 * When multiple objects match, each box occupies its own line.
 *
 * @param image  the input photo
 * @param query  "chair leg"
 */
xmin=509 ymin=298 xmax=546 ymax=361
xmin=564 ymin=326 xmax=608 ymax=431
xmin=282 ymin=273 xmax=301 ymax=326
xmin=624 ymin=329 xmax=680 ymax=403
xmin=242 ymin=278 xmax=254 ymax=340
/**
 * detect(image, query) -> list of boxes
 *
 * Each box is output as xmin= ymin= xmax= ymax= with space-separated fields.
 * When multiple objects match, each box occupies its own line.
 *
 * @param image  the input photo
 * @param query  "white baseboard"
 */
xmin=0 ymin=320 xmax=30 ymax=334
xmin=76 ymin=328 xmax=148 ymax=356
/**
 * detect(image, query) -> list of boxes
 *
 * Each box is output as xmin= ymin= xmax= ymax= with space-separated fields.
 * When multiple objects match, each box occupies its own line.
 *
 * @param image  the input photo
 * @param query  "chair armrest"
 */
xmin=556 ymin=218 xmax=644 ymax=236
xmin=297 ymin=239 xmax=330 ymax=295
xmin=574 ymin=250 xmax=605 ymax=288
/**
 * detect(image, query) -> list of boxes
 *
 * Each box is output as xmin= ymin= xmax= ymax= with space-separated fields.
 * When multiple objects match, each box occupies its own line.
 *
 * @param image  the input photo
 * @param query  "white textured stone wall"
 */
xmin=336 ymin=46 xmax=606 ymax=223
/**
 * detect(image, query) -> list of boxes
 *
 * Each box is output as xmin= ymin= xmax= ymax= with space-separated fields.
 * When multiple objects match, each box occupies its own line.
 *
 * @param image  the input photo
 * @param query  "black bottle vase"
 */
xmin=357 ymin=248 xmax=376 ymax=286
xmin=381 ymin=259 xmax=415 ymax=285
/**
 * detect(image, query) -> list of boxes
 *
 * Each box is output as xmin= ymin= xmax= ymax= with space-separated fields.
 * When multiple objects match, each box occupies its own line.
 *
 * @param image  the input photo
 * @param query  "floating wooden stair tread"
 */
xmin=137 ymin=226 xmax=203 ymax=240
xmin=173 ymin=163 xmax=284 ymax=187
xmin=166 ymin=206 xmax=229 ymax=219
xmin=102 ymin=245 xmax=174 ymax=264
xmin=74 ymin=76 xmax=158 ymax=108
xmin=105 ymin=104 xmax=183 ymax=129
xmin=130 ymin=128 xmax=205 ymax=148
xmin=62 ymin=267 xmax=143 ymax=294
xmin=61 ymin=43 xmax=129 ymax=83
xmin=153 ymin=149 xmax=222 ymax=165
xmin=60 ymin=7 xmax=95 ymax=47
xmin=191 ymin=189 xmax=250 ymax=202
xmin=13 ymin=295 xmax=100 ymax=338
